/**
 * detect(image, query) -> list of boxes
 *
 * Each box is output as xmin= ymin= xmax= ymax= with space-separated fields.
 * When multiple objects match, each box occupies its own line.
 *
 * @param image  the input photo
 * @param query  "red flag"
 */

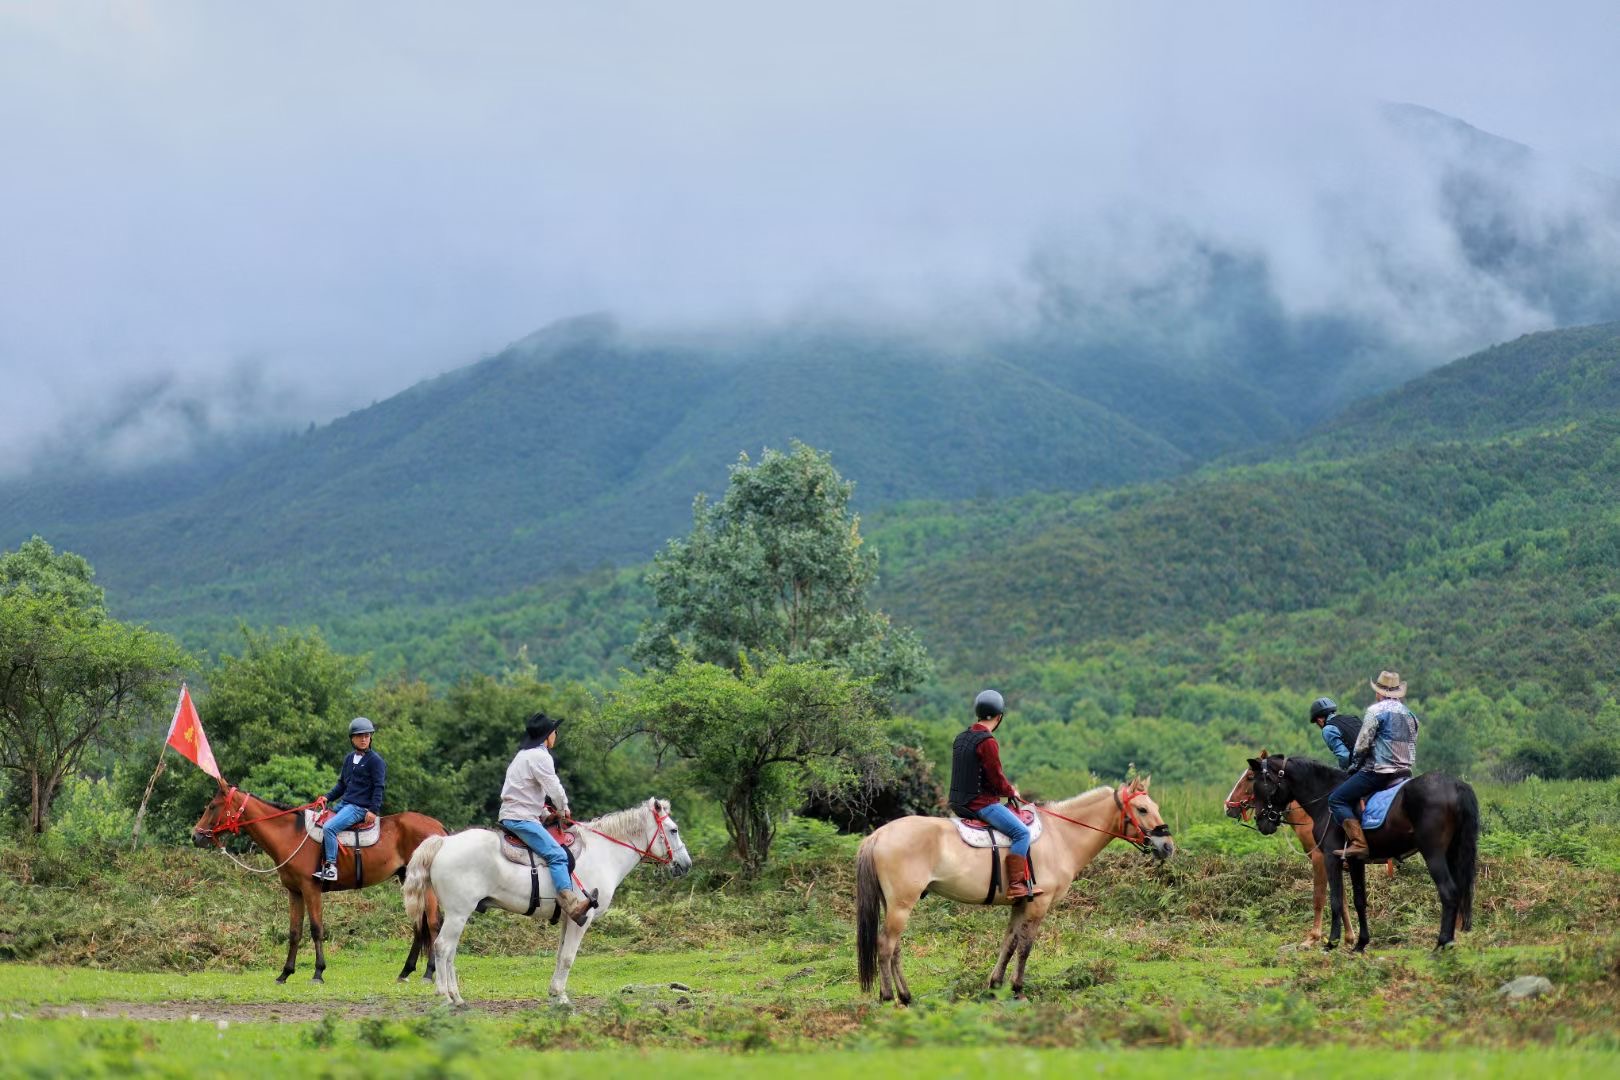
xmin=166 ymin=684 xmax=220 ymax=779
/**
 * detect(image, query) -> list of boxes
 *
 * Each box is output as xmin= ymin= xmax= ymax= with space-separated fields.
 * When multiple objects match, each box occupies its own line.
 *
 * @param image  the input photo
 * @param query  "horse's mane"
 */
xmin=584 ymin=801 xmax=659 ymax=842
xmin=1278 ymin=755 xmax=1345 ymax=791
xmin=1046 ymin=786 xmax=1115 ymax=815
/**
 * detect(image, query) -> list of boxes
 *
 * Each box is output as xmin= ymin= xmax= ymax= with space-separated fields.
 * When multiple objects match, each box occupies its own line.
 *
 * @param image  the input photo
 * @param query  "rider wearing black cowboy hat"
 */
xmin=499 ymin=711 xmax=593 ymax=925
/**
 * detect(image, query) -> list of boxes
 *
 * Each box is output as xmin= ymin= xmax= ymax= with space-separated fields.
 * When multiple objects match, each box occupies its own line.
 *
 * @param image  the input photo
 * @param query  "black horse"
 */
xmin=1247 ymin=755 xmax=1479 ymax=951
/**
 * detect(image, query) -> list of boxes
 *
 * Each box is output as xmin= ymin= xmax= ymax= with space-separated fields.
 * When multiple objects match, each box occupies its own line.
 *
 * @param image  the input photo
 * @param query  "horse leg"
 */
xmin=1421 ymin=845 xmax=1460 ymax=949
xmin=1010 ymin=904 xmax=1052 ymax=998
xmin=1347 ymin=859 xmax=1371 ymax=953
xmin=878 ymin=895 xmax=918 ymax=1006
xmin=434 ymin=910 xmax=471 ymax=1007
xmin=424 ymin=888 xmax=441 ymax=981
xmin=548 ymin=910 xmax=589 ymax=1005
xmin=1324 ymin=851 xmax=1344 ymax=950
xmin=277 ymin=889 xmax=304 ymax=983
xmin=307 ymin=886 xmax=327 ymax=982
xmin=989 ymin=904 xmax=1029 ymax=990
xmin=1305 ymin=849 xmax=1327 ymax=947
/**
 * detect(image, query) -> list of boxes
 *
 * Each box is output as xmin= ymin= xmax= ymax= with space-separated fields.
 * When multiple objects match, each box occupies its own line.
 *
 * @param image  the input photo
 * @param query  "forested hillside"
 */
xmin=77 ymin=323 xmax=1603 ymax=796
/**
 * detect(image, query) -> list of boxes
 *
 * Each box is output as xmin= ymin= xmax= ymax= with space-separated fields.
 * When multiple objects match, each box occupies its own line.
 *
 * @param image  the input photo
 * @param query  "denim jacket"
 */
xmin=1353 ymin=699 xmax=1418 ymax=774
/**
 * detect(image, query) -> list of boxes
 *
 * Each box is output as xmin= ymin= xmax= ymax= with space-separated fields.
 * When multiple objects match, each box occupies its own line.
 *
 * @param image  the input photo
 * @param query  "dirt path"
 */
xmin=31 ymin=998 xmax=590 ymax=1022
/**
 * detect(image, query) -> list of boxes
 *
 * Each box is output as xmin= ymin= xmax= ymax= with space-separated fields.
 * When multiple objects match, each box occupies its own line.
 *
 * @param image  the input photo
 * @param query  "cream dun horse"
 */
xmin=856 ymin=778 xmax=1173 ymax=1002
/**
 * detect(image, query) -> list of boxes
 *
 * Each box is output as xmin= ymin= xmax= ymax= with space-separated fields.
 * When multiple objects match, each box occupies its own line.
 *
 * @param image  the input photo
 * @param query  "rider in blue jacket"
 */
xmin=1308 ymin=697 xmax=1362 ymax=770
xmin=314 ymin=717 xmax=387 ymax=883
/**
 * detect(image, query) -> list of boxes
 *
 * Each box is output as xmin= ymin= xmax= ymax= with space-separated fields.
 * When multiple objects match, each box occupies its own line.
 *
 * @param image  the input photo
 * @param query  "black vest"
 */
xmin=948 ymin=728 xmax=994 ymax=814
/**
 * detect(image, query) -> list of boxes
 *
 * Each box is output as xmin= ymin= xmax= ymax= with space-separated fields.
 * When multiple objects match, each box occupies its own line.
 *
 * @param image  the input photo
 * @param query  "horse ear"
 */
xmin=1137 ymin=774 xmax=1151 ymax=791
xmin=215 ymin=775 xmax=230 ymax=793
xmin=1258 ymin=749 xmax=1268 ymax=759
xmin=1246 ymin=757 xmax=1265 ymax=772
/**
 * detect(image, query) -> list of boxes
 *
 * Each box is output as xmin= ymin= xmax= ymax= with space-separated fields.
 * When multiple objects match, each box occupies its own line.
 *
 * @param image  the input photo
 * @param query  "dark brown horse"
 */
xmin=1224 ymin=754 xmax=1395 ymax=947
xmin=1248 ymin=755 xmax=1478 ymax=951
xmin=191 ymin=778 xmax=447 ymax=982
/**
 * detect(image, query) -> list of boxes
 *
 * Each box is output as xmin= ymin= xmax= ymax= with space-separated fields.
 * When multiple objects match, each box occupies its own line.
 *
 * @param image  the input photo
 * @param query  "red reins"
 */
xmin=579 ymin=806 xmax=675 ymax=865
xmin=206 ymin=786 xmax=320 ymax=842
xmin=1033 ymin=785 xmax=1159 ymax=850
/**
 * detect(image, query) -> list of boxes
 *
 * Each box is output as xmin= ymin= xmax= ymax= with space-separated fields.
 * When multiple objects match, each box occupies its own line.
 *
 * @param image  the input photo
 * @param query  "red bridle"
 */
xmin=1034 ymin=785 xmax=1163 ymax=852
xmin=201 ymin=786 xmax=318 ymax=843
xmin=581 ymin=805 xmax=676 ymax=865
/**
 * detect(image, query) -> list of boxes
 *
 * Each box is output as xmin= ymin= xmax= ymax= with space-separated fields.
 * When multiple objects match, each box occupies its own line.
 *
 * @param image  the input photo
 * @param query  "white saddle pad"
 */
xmin=306 ymin=815 xmax=381 ymax=848
xmin=950 ymin=811 xmax=1043 ymax=849
xmin=499 ymin=828 xmax=580 ymax=864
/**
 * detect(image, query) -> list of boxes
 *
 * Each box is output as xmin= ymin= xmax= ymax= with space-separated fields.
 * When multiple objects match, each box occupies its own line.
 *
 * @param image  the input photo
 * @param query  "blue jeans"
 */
xmin=974 ymin=802 xmax=1031 ymax=857
xmin=501 ymin=818 xmax=572 ymax=894
xmin=322 ymin=802 xmax=368 ymax=865
xmin=1329 ymin=769 xmax=1400 ymax=824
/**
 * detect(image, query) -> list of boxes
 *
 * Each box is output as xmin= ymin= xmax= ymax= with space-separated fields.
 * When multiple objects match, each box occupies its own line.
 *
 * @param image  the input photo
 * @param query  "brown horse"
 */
xmin=1223 ymin=755 xmax=1393 ymax=946
xmin=191 ymin=778 xmax=447 ymax=983
xmin=856 ymin=778 xmax=1174 ymax=1003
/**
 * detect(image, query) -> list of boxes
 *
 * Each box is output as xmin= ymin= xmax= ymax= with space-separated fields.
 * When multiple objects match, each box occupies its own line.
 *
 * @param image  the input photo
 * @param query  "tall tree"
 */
xmin=632 ymin=442 xmax=929 ymax=695
xmin=607 ymin=656 xmax=885 ymax=873
xmin=0 ymin=539 xmax=187 ymax=833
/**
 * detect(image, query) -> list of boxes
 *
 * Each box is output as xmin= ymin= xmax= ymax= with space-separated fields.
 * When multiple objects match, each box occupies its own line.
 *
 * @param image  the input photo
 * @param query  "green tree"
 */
xmin=607 ymin=656 xmax=886 ymax=874
xmin=633 ymin=442 xmax=929 ymax=696
xmin=0 ymin=539 xmax=188 ymax=833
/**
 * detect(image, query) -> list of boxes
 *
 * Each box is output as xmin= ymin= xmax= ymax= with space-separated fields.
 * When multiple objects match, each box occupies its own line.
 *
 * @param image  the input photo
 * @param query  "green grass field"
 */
xmin=5 ymin=784 xmax=1619 ymax=1077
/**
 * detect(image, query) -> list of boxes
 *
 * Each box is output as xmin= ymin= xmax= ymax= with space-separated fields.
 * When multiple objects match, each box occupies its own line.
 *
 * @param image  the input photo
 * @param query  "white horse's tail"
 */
xmin=403 ymin=834 xmax=445 ymax=930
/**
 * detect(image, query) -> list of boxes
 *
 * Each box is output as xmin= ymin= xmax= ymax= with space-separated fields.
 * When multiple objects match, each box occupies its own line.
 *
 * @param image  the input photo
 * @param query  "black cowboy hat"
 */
xmin=519 ymin=711 xmax=564 ymax=750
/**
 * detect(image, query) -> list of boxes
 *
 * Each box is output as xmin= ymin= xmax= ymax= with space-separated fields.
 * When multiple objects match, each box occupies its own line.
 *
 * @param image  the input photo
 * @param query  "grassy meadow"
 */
xmin=3 ymin=781 xmax=1619 ymax=1076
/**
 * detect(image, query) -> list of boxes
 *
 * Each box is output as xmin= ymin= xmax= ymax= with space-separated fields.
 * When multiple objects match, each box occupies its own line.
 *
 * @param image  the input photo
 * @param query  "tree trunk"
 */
xmin=28 ymin=770 xmax=51 ymax=834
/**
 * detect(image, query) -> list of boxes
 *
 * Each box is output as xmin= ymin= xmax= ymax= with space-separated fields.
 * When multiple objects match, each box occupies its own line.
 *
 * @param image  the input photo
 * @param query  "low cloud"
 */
xmin=2 ymin=3 xmax=1617 ymax=474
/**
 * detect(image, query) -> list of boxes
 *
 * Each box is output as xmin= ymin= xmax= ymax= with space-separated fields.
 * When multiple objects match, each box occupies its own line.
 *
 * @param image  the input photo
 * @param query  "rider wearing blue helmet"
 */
xmin=314 ymin=717 xmax=386 ymax=883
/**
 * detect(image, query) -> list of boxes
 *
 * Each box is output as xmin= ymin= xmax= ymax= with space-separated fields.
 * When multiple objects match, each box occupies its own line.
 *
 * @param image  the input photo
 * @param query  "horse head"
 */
xmin=191 ymin=777 xmax=237 ymax=847
xmin=1224 ymin=750 xmax=1267 ymax=820
xmin=1122 ymin=776 xmax=1175 ymax=862
xmin=1245 ymin=754 xmax=1292 ymax=835
xmin=649 ymin=797 xmax=694 ymax=879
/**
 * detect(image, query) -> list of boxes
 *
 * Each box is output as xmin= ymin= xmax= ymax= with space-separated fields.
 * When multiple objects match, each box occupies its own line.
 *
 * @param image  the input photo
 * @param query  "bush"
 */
xmin=40 ymin=774 xmax=134 ymax=857
xmin=1568 ymin=738 xmax=1620 ymax=781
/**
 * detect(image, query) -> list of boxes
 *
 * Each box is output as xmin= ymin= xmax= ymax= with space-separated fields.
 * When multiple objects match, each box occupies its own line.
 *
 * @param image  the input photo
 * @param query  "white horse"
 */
xmin=403 ymin=796 xmax=693 ymax=1006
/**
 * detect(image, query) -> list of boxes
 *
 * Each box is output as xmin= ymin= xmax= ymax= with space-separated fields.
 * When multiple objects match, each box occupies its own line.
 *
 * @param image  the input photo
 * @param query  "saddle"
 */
xmin=1363 ymin=779 xmax=1410 ymax=831
xmin=306 ymin=810 xmax=381 ymax=848
xmin=950 ymin=807 xmax=1043 ymax=849
xmin=499 ymin=822 xmax=579 ymax=869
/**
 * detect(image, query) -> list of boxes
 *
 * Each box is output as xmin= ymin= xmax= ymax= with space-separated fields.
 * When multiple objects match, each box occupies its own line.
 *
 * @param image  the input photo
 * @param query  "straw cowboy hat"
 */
xmin=1370 ymin=670 xmax=1407 ymax=699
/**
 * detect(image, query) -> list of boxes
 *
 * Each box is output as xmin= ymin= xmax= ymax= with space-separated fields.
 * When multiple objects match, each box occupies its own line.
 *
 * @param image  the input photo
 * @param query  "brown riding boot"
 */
xmin=1003 ymin=854 xmax=1044 ymax=901
xmin=557 ymin=887 xmax=597 ymax=927
xmin=1336 ymin=820 xmax=1370 ymax=859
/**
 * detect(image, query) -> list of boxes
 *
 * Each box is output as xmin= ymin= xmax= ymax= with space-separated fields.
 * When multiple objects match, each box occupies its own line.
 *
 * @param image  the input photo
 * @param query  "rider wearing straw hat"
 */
xmin=499 ymin=712 xmax=594 ymax=926
xmin=313 ymin=717 xmax=386 ymax=883
xmin=1327 ymin=670 xmax=1420 ymax=859
xmin=947 ymin=689 xmax=1043 ymax=901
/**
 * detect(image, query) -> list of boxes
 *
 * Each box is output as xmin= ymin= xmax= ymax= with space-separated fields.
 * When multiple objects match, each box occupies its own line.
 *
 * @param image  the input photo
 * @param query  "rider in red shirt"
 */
xmin=948 ymin=689 xmax=1042 ymax=901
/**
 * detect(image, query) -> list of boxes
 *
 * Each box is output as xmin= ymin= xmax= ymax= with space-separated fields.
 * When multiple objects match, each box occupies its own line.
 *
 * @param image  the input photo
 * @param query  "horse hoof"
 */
xmin=275 ymin=973 xmax=291 ymax=984
xmin=312 ymin=975 xmax=324 ymax=984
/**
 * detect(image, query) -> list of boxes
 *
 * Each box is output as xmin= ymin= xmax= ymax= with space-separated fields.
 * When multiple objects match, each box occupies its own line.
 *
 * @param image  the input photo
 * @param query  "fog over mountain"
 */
xmin=3 ymin=3 xmax=1618 ymax=475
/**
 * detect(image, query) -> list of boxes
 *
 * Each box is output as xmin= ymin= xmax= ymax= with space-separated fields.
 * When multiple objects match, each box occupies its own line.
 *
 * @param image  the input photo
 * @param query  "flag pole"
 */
xmin=131 ymin=682 xmax=184 ymax=850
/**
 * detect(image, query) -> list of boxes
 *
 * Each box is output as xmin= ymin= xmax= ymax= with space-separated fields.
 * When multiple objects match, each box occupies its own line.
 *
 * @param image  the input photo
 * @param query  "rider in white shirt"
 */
xmin=500 ymin=712 xmax=593 ymax=925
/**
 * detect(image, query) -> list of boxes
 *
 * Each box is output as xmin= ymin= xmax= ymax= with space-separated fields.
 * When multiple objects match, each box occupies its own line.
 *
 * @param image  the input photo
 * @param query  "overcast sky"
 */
xmin=2 ymin=2 xmax=1618 ymax=472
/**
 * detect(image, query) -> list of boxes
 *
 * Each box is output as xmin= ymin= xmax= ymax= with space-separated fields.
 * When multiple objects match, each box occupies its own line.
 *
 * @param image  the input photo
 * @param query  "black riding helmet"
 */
xmin=1308 ymin=697 xmax=1337 ymax=723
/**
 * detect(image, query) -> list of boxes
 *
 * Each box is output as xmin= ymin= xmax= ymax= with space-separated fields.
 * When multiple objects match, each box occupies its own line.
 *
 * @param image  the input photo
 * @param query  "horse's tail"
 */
xmin=1450 ymin=780 xmax=1479 ymax=932
xmin=403 ymin=834 xmax=445 ymax=934
xmin=856 ymin=835 xmax=885 ymax=994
